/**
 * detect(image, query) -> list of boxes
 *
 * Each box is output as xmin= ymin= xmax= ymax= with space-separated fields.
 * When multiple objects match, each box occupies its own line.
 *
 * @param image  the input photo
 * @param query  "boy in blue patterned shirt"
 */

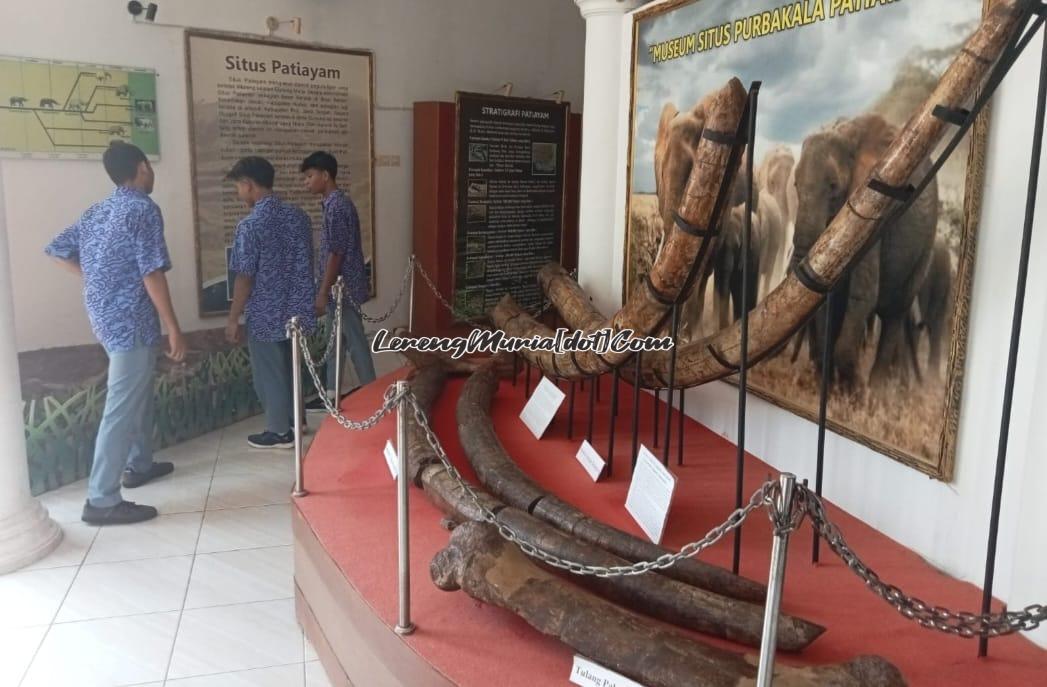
xmin=46 ymin=141 xmax=185 ymax=526
xmin=300 ymin=151 xmax=376 ymax=412
xmin=225 ymin=157 xmax=316 ymax=448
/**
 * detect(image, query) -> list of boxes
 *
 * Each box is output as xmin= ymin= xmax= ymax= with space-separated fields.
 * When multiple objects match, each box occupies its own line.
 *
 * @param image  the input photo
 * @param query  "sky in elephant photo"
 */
xmin=630 ymin=0 xmax=982 ymax=193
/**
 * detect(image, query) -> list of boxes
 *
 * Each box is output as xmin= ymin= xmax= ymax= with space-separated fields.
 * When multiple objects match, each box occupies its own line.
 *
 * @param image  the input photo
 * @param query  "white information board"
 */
xmin=625 ymin=445 xmax=677 ymax=544
xmin=575 ymin=440 xmax=607 ymax=482
xmin=519 ymin=377 xmax=566 ymax=439
xmin=383 ymin=439 xmax=399 ymax=480
xmin=570 ymin=655 xmax=645 ymax=687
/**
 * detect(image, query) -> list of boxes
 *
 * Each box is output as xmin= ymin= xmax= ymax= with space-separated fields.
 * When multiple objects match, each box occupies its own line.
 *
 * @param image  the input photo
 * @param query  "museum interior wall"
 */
xmin=0 ymin=0 xmax=585 ymax=494
xmin=580 ymin=1 xmax=1047 ymax=648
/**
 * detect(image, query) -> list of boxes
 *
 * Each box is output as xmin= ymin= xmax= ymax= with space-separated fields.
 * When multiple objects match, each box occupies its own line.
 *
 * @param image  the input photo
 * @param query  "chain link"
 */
xmin=342 ymin=256 xmax=416 ymax=324
xmin=802 ymin=486 xmax=1047 ymax=638
xmin=413 ymin=258 xmax=554 ymax=328
xmin=310 ymin=281 xmax=344 ymax=367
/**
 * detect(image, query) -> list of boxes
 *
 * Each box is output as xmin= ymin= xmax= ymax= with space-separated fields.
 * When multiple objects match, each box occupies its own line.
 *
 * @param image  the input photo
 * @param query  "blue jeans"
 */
xmin=88 ymin=346 xmax=158 ymax=508
xmin=248 ymin=336 xmax=293 ymax=435
xmin=325 ymin=309 xmax=376 ymax=393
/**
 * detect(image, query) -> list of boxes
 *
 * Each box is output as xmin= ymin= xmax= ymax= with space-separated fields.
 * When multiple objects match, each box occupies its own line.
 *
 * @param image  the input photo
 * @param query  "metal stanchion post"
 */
xmin=333 ymin=277 xmax=344 ymax=408
xmin=525 ymin=362 xmax=532 ymax=398
xmin=567 ymin=381 xmax=576 ymax=440
xmin=395 ymin=381 xmax=416 ymax=635
xmin=512 ymin=354 xmax=519 ymax=387
xmin=607 ymin=367 xmax=620 ymax=477
xmin=587 ymin=375 xmax=596 ymax=444
xmin=755 ymin=473 xmax=797 ymax=687
xmin=631 ymin=352 xmax=642 ymax=471
xmin=813 ymin=291 xmax=834 ymax=564
xmin=677 ymin=389 xmax=686 ymax=466
xmin=653 ymin=388 xmax=660 ymax=448
xmin=290 ymin=317 xmax=307 ymax=498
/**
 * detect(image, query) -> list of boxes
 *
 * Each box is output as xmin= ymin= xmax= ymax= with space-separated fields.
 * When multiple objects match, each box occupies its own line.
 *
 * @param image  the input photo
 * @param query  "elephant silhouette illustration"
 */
xmin=107 ymin=125 xmax=127 ymax=136
xmin=791 ymin=114 xmax=938 ymax=390
xmin=39 ymin=98 xmax=59 ymax=109
xmin=116 ymin=86 xmax=130 ymax=98
xmin=9 ymin=96 xmax=28 ymax=107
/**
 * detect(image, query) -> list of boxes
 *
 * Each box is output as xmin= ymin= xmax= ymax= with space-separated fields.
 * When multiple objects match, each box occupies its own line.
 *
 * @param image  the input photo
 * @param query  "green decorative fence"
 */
xmin=23 ymin=326 xmax=328 ymax=496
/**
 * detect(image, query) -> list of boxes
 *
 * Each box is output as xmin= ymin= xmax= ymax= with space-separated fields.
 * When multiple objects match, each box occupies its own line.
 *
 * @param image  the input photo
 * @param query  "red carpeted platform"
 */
xmin=293 ymin=368 xmax=1047 ymax=686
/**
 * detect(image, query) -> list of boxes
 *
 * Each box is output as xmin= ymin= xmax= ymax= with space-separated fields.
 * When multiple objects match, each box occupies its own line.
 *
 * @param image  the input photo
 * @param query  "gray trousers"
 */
xmin=88 ymin=346 xmax=158 ymax=508
xmin=324 ymin=309 xmax=376 ymax=394
xmin=248 ymin=337 xmax=293 ymax=435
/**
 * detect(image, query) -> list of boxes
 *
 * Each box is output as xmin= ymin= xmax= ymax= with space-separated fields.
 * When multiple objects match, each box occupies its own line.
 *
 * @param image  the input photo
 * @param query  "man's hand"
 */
xmin=314 ymin=293 xmax=328 ymax=318
xmin=225 ymin=320 xmax=242 ymax=344
xmin=166 ymin=329 xmax=187 ymax=362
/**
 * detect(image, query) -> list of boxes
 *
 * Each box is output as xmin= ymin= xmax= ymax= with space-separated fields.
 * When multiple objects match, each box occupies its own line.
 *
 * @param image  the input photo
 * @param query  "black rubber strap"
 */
xmin=652 ymin=368 xmax=668 ymax=388
xmin=644 ymin=274 xmax=677 ymax=306
xmin=707 ymin=344 xmax=738 ymax=371
xmin=932 ymin=105 xmax=971 ymax=126
xmin=794 ymin=260 xmax=833 ymax=295
xmin=868 ymin=178 xmax=915 ymax=202
xmin=703 ymin=127 xmax=744 ymax=146
xmin=673 ymin=212 xmax=718 ymax=238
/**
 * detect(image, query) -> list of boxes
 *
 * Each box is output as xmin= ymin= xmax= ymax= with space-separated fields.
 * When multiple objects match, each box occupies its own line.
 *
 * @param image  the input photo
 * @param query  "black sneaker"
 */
xmin=122 ymin=461 xmax=175 ymax=489
xmin=305 ymin=396 xmax=332 ymax=413
xmin=82 ymin=500 xmax=158 ymax=526
xmin=248 ymin=430 xmax=295 ymax=449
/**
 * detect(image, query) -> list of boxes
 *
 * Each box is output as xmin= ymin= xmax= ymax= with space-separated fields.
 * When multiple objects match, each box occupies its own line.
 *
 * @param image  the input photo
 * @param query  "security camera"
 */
xmin=127 ymin=1 xmax=159 ymax=21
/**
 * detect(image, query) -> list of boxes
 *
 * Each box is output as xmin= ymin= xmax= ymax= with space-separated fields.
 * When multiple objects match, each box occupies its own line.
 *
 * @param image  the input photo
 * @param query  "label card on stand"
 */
xmin=575 ymin=440 xmax=606 ymax=482
xmin=570 ymin=655 xmax=644 ymax=687
xmin=383 ymin=439 xmax=399 ymax=480
xmin=625 ymin=445 xmax=677 ymax=544
xmin=520 ymin=376 xmax=566 ymax=439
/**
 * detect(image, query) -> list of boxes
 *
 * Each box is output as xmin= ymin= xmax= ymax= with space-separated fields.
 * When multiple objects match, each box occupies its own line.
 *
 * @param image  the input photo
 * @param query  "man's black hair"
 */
xmin=299 ymin=151 xmax=338 ymax=179
xmin=103 ymin=141 xmax=148 ymax=185
xmin=225 ymin=156 xmax=275 ymax=188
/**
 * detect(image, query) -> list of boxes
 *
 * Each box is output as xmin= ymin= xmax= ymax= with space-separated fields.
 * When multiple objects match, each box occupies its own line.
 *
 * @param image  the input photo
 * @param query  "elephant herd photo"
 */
xmin=627 ymin=0 xmax=991 ymax=478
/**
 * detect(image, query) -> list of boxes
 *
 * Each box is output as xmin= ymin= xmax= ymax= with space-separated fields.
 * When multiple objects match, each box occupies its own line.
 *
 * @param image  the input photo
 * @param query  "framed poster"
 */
xmin=186 ymin=31 xmax=375 ymax=316
xmin=624 ymin=0 xmax=997 ymax=480
xmin=452 ymin=92 xmax=569 ymax=319
xmin=0 ymin=54 xmax=158 ymax=160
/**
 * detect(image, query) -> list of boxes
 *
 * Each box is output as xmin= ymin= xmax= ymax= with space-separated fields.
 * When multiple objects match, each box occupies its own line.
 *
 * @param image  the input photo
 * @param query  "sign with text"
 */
xmin=575 ymin=440 xmax=606 ymax=482
xmin=519 ymin=377 xmax=566 ymax=439
xmin=186 ymin=31 xmax=376 ymax=316
xmin=570 ymin=655 xmax=645 ymax=687
xmin=383 ymin=439 xmax=398 ymax=480
xmin=452 ymin=91 xmax=569 ymax=319
xmin=625 ymin=445 xmax=677 ymax=544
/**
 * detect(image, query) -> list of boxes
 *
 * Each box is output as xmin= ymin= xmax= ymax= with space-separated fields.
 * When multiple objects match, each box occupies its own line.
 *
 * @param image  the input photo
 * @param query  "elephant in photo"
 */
xmin=915 ymin=236 xmax=954 ymax=381
xmin=755 ymin=147 xmax=795 ymax=293
xmin=791 ymin=114 xmax=938 ymax=389
xmin=711 ymin=203 xmax=765 ymax=329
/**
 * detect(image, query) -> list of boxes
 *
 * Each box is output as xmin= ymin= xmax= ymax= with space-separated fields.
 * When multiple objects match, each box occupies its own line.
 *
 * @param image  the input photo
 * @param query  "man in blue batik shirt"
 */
xmin=225 ymin=157 xmax=316 ymax=448
xmin=46 ymin=141 xmax=186 ymax=526
xmin=300 ymin=151 xmax=376 ymax=413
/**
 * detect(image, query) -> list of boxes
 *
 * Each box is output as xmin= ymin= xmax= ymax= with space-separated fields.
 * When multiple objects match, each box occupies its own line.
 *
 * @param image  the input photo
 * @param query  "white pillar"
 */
xmin=574 ymin=0 xmax=643 ymax=315
xmin=0 ymin=163 xmax=62 ymax=573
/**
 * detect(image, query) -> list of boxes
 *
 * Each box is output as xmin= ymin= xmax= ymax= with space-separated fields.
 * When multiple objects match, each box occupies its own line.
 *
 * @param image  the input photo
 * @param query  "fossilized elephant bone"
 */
xmin=495 ymin=0 xmax=1028 ymax=389
xmin=432 ymin=522 xmax=907 ymax=687
xmin=401 ymin=362 xmax=822 ymax=652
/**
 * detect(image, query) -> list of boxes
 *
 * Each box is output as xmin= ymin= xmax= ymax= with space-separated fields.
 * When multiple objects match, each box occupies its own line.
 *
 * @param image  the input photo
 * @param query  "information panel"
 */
xmin=186 ymin=32 xmax=375 ymax=316
xmin=452 ymin=92 xmax=568 ymax=319
xmin=0 ymin=55 xmax=158 ymax=160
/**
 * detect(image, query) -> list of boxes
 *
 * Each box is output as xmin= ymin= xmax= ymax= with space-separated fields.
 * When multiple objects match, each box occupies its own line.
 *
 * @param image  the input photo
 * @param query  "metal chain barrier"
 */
xmin=802 ymin=486 xmax=1047 ymax=638
xmin=311 ymin=281 xmax=344 ymax=367
xmin=413 ymin=257 xmax=554 ymax=327
xmin=342 ymin=256 xmax=416 ymax=324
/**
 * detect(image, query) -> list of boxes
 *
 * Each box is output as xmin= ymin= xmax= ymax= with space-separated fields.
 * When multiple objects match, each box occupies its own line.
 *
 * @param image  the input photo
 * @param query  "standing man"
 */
xmin=300 ymin=151 xmax=376 ymax=413
xmin=46 ymin=141 xmax=185 ymax=526
xmin=225 ymin=157 xmax=316 ymax=448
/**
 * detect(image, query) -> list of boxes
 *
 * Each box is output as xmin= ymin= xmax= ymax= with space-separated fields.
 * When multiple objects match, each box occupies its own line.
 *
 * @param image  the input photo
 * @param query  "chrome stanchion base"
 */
xmin=292 ymin=488 xmax=309 ymax=498
xmin=394 ymin=623 xmax=417 ymax=636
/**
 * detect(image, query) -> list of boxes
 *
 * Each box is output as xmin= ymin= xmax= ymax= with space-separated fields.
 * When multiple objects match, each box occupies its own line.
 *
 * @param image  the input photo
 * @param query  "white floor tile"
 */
xmin=127 ymin=474 xmax=213 ymax=515
xmin=304 ymin=636 xmax=319 ymax=662
xmin=0 ymin=625 xmax=48 ymax=686
xmin=166 ymin=662 xmax=305 ymax=686
xmin=86 ymin=512 xmax=203 ymax=564
xmin=197 ymin=505 xmax=292 ymax=554
xmin=23 ymin=521 xmax=98 ymax=570
xmin=21 ymin=612 xmax=179 ymax=687
xmin=214 ymin=448 xmax=295 ymax=477
xmin=305 ymin=660 xmax=334 ymax=687
xmin=167 ymin=599 xmax=303 ymax=679
xmin=37 ymin=481 xmax=89 ymax=523
xmin=0 ymin=566 xmax=77 ymax=629
xmin=206 ymin=471 xmax=293 ymax=510
xmin=185 ymin=546 xmax=293 ymax=609
xmin=57 ymin=556 xmax=193 ymax=623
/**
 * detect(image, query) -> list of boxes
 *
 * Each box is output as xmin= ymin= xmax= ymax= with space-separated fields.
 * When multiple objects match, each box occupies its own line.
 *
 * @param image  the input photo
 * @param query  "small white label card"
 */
xmin=383 ymin=439 xmax=399 ymax=480
xmin=575 ymin=440 xmax=607 ymax=482
xmin=625 ymin=445 xmax=677 ymax=544
xmin=519 ymin=376 xmax=566 ymax=439
xmin=570 ymin=655 xmax=645 ymax=687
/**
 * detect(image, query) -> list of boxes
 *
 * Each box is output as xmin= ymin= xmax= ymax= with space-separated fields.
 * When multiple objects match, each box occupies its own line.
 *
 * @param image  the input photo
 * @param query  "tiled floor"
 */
xmin=2 ymin=416 xmax=332 ymax=687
